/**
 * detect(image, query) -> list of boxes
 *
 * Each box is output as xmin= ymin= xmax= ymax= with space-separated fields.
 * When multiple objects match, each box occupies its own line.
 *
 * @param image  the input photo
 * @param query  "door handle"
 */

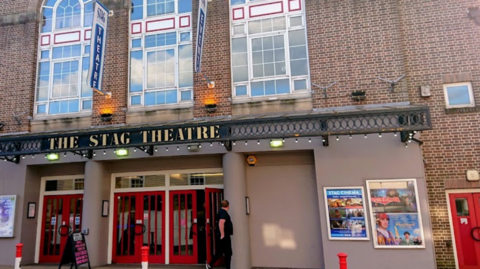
xmin=58 ymin=225 xmax=72 ymax=236
xmin=133 ymin=223 xmax=146 ymax=235
xmin=472 ymin=227 xmax=480 ymax=242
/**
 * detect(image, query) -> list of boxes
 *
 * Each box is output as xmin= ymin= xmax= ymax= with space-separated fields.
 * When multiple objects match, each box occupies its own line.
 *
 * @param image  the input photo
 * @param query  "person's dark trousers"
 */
xmin=209 ymin=236 xmax=232 ymax=269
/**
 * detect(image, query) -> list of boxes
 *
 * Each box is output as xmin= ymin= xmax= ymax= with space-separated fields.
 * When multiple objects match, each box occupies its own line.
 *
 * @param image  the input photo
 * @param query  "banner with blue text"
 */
xmin=88 ymin=1 xmax=109 ymax=94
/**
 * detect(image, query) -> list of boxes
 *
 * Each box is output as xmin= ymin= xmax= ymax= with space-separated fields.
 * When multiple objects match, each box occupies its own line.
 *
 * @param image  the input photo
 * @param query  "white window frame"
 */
xmin=35 ymin=0 xmax=93 ymax=117
xmin=230 ymin=13 xmax=311 ymax=101
xmin=443 ymin=82 xmax=475 ymax=109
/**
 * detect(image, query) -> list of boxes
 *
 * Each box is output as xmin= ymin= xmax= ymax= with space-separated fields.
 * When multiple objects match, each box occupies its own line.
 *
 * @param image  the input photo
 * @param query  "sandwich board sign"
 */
xmin=87 ymin=0 xmax=109 ymax=95
xmin=58 ymin=233 xmax=91 ymax=269
xmin=195 ymin=0 xmax=208 ymax=73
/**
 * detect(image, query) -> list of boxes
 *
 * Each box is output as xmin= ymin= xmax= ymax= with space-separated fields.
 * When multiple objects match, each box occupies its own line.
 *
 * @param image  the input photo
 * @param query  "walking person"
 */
xmin=206 ymin=200 xmax=233 ymax=269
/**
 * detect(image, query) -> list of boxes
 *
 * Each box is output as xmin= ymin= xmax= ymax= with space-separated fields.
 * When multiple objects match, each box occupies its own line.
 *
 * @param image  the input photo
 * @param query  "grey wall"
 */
xmin=315 ymin=134 xmax=435 ymax=269
xmin=0 ymin=162 xmax=27 ymax=266
xmin=247 ymin=151 xmax=323 ymax=269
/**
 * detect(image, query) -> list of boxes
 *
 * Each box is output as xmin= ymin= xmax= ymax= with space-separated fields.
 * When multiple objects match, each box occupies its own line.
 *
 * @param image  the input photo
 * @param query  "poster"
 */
xmin=324 ymin=187 xmax=369 ymax=240
xmin=0 ymin=195 xmax=16 ymax=238
xmin=366 ymin=179 xmax=425 ymax=248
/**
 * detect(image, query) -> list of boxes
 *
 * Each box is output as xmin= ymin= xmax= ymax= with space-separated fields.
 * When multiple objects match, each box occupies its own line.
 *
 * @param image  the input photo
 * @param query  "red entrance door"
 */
xmin=39 ymin=195 xmax=83 ymax=263
xmin=449 ymin=193 xmax=480 ymax=269
xmin=169 ymin=190 xmax=197 ymax=264
xmin=113 ymin=192 xmax=165 ymax=263
xmin=205 ymin=188 xmax=224 ymax=265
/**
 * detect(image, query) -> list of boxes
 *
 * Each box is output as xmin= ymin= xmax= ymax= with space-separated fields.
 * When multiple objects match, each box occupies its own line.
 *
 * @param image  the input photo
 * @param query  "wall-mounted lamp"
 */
xmin=115 ymin=148 xmax=128 ymax=157
xmin=468 ymin=7 xmax=480 ymax=25
xmin=100 ymin=113 xmax=113 ymax=122
xmin=270 ymin=139 xmax=284 ymax=148
xmin=351 ymin=90 xmax=366 ymax=101
xmin=46 ymin=153 xmax=59 ymax=161
xmin=0 ymin=123 xmax=4 ymax=130
xmin=187 ymin=144 xmax=201 ymax=152
xmin=245 ymin=196 xmax=250 ymax=215
xmin=205 ymin=103 xmax=217 ymax=113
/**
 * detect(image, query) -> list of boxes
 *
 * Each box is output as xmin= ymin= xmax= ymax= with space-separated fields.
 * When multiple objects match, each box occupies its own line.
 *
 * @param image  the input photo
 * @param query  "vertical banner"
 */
xmin=195 ymin=0 xmax=208 ymax=73
xmin=88 ymin=1 xmax=109 ymax=94
xmin=324 ymin=187 xmax=369 ymax=240
xmin=0 ymin=195 xmax=17 ymax=238
xmin=366 ymin=179 xmax=425 ymax=248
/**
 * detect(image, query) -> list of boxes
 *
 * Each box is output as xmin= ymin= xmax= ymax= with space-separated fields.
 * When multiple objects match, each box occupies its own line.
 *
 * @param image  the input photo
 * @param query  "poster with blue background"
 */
xmin=324 ymin=187 xmax=369 ymax=240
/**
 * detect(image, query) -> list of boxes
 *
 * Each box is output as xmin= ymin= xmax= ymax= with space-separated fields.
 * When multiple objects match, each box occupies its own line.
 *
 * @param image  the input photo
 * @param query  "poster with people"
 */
xmin=366 ymin=179 xmax=425 ymax=248
xmin=0 ymin=195 xmax=17 ymax=238
xmin=324 ymin=187 xmax=369 ymax=240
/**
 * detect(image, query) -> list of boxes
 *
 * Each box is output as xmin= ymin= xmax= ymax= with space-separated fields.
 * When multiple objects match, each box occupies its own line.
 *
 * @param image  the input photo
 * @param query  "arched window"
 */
xmin=36 ymin=0 xmax=93 ymax=116
xmin=128 ymin=0 xmax=193 ymax=108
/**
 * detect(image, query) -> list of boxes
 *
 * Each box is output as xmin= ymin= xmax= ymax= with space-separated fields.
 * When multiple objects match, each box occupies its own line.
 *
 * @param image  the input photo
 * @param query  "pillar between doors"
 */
xmin=223 ymin=152 xmax=251 ymax=269
xmin=82 ymin=161 xmax=110 ymax=266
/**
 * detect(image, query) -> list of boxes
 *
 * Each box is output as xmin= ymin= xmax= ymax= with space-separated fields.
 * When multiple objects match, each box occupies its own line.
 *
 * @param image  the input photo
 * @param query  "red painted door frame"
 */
xmin=169 ymin=190 xmax=197 ymax=264
xmin=449 ymin=193 xmax=480 ymax=269
xmin=39 ymin=194 xmax=83 ymax=263
xmin=113 ymin=192 xmax=165 ymax=264
xmin=205 ymin=188 xmax=224 ymax=265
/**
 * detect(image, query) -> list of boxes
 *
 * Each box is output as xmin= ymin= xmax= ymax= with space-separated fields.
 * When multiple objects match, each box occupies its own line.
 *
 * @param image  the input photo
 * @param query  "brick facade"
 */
xmin=1 ymin=0 xmax=480 ymax=268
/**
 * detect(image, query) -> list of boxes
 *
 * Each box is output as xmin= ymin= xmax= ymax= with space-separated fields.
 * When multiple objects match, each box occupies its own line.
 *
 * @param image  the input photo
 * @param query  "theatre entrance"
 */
xmin=112 ymin=188 xmax=223 ymax=265
xmin=449 ymin=193 xmax=480 ymax=269
xmin=39 ymin=194 xmax=84 ymax=263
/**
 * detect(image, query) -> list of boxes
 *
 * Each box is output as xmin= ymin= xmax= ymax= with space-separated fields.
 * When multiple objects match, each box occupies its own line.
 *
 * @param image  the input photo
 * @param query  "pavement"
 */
xmin=0 ymin=265 xmax=208 ymax=269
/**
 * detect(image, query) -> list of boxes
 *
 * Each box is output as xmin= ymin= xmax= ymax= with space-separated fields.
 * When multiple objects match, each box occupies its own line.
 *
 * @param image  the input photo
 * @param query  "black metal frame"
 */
xmin=0 ymin=106 xmax=431 ymax=163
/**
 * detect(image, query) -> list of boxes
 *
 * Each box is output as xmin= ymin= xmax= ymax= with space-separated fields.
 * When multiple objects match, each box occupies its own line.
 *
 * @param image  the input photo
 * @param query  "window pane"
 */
xmin=290 ymin=16 xmax=302 ymax=27
xmin=181 ymin=90 xmax=192 ymax=101
xmin=253 ymin=65 xmax=263 ymax=78
xmin=166 ymin=90 xmax=177 ymax=103
xmin=273 ymin=17 xmax=286 ymax=30
xmin=262 ymin=19 xmax=273 ymax=33
xmin=145 ymin=92 xmax=155 ymax=106
xmin=37 ymin=104 xmax=47 ymax=114
xmin=251 ymin=81 xmax=264 ymax=96
xmin=290 ymin=46 xmax=307 ymax=60
xmin=235 ymin=85 xmax=247 ymax=96
xmin=294 ymin=79 xmax=307 ymax=91
xmin=132 ymin=39 xmax=142 ymax=48
xmin=131 ymin=0 xmax=144 ymax=20
xmin=37 ymin=62 xmax=50 ymax=101
xmin=82 ymin=100 xmax=92 ymax=110
xmin=131 ymin=95 xmax=141 ymax=105
xmin=455 ymin=199 xmax=469 ymax=216
xmin=69 ymin=99 xmax=79 ymax=112
xmin=265 ymin=80 xmax=275 ymax=95
xmin=276 ymin=79 xmax=290 ymax=94
xmin=249 ymin=20 xmax=261 ymax=35
xmin=447 ymin=85 xmax=471 ymax=106
xmin=232 ymin=38 xmax=247 ymax=53
xmin=180 ymin=32 xmax=190 ymax=42
xmin=84 ymin=1 xmax=94 ymax=27
xmin=233 ymin=25 xmax=244 ymax=35
xmin=178 ymin=0 xmax=192 ymax=13
xmin=130 ymin=51 xmax=143 ymax=92
xmin=56 ymin=0 xmax=81 ymax=29
xmin=289 ymin=29 xmax=306 ymax=46
xmin=81 ymin=56 xmax=92 ymax=97
xmin=42 ymin=8 xmax=53 ymax=33
xmin=231 ymin=0 xmax=245 ymax=5
xmin=232 ymin=53 xmax=247 ymax=66
xmin=290 ymin=59 xmax=308 ymax=76
xmin=233 ymin=66 xmax=248 ymax=82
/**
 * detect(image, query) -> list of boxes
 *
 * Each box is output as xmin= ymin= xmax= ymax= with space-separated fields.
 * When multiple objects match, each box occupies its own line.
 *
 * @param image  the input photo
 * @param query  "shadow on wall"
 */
xmin=262 ymin=223 xmax=297 ymax=249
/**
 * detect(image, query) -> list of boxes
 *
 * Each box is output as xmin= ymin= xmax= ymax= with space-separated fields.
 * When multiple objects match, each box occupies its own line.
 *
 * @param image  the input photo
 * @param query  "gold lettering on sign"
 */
xmin=48 ymin=137 xmax=79 ymax=150
xmin=141 ymin=131 xmax=149 ymax=143
xmin=101 ymin=134 xmax=108 ymax=146
xmin=121 ymin=132 xmax=130 ymax=144
xmin=112 ymin=133 xmax=120 ymax=145
xmin=89 ymin=135 xmax=99 ymax=147
xmin=177 ymin=128 xmax=185 ymax=141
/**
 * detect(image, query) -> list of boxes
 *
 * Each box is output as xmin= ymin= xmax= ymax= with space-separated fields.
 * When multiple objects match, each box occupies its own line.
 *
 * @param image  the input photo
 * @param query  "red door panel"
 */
xmin=449 ymin=193 xmax=480 ymax=269
xmin=205 ymin=188 xmax=223 ymax=265
xmin=169 ymin=190 xmax=197 ymax=264
xmin=39 ymin=195 xmax=83 ymax=263
xmin=113 ymin=192 xmax=165 ymax=264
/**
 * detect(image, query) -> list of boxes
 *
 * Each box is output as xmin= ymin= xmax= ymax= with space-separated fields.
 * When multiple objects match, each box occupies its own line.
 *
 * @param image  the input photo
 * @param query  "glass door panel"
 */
xmin=170 ymin=190 xmax=197 ymax=264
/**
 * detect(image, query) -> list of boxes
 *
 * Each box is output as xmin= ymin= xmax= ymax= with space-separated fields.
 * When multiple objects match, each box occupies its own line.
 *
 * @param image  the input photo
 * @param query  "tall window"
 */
xmin=231 ymin=14 xmax=310 ymax=98
xmin=36 ymin=0 xmax=93 ymax=116
xmin=129 ymin=0 xmax=193 ymax=107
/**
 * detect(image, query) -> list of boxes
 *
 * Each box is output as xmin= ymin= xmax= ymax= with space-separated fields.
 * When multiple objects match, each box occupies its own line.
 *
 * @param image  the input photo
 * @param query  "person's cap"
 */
xmin=377 ymin=213 xmax=389 ymax=219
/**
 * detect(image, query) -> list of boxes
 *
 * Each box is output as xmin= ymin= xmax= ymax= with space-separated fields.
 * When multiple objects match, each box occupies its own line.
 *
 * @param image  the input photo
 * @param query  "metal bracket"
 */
xmin=377 ymin=74 xmax=405 ymax=92
xmin=136 ymin=146 xmax=154 ymax=155
xmin=0 ymin=156 xmax=19 ymax=163
xmin=322 ymin=136 xmax=329 ymax=147
xmin=312 ymin=81 xmax=338 ymax=98
xmin=223 ymin=141 xmax=232 ymax=151
xmin=71 ymin=150 xmax=93 ymax=159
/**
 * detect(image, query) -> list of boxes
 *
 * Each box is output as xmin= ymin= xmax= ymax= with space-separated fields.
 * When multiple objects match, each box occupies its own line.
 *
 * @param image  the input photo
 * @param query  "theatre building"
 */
xmin=0 ymin=0 xmax=479 ymax=269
